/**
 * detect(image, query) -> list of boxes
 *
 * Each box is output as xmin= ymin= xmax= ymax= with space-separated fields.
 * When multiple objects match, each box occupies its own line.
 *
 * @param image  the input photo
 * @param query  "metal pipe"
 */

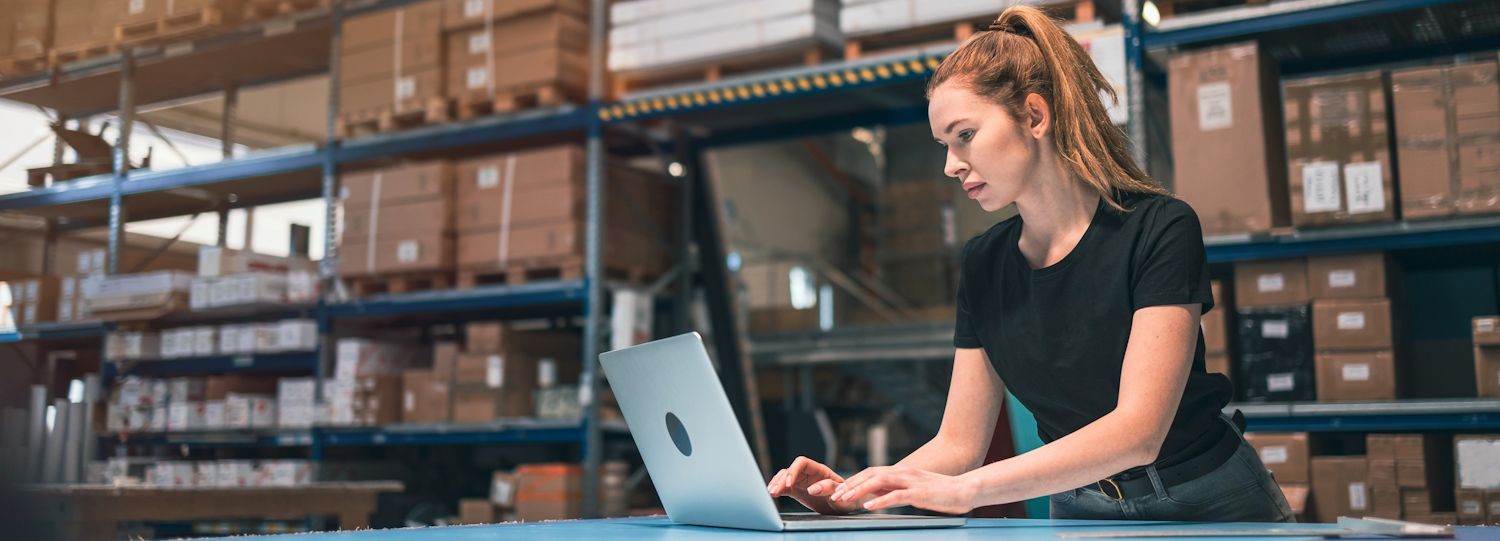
xmin=1123 ymin=0 xmax=1148 ymax=169
xmin=580 ymin=0 xmax=608 ymax=519
xmin=108 ymin=51 xmax=136 ymax=275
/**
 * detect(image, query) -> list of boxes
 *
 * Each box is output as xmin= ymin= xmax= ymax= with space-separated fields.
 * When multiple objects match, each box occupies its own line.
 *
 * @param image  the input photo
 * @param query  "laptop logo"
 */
xmin=665 ymin=412 xmax=692 ymax=456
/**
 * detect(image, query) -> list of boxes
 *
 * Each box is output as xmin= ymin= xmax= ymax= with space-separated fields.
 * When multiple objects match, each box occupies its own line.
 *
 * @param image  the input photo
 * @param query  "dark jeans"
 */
xmin=1050 ymin=422 xmax=1295 ymax=522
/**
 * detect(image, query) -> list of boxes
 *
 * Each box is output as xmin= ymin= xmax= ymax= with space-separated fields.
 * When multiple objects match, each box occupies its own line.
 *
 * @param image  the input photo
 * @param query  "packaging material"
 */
xmin=197 ymin=246 xmax=312 ymax=278
xmin=536 ymin=385 xmax=581 ymax=420
xmin=4 ymin=277 xmax=60 ymax=325
xmin=452 ymin=385 xmax=533 ymax=422
xmin=491 ymin=470 xmax=517 ymax=507
xmin=262 ymin=459 xmax=313 ymax=487
xmin=53 ymin=0 xmax=119 ymax=52
xmin=1169 ymin=42 xmax=1289 ymax=236
xmin=1307 ymin=253 xmax=1391 ymax=300
xmin=1312 ymin=299 xmax=1394 ymax=351
xmin=167 ymin=401 xmax=207 ymax=431
xmin=1203 ymin=280 xmax=1230 ymax=354
xmin=401 ymin=369 xmax=452 ymax=423
xmin=1457 ymin=489 xmax=1485 ymax=525
xmin=1475 ymin=344 xmax=1500 ymax=398
xmin=1474 ymin=316 xmax=1500 ymax=345
xmin=1235 ymin=305 xmax=1315 ymax=401
xmin=1315 ymin=351 xmax=1396 ymax=401
xmin=224 ymin=393 xmax=276 ymax=428
xmin=1391 ymin=62 xmax=1500 ymax=219
xmin=335 ymin=339 xmax=418 ymax=380
xmin=445 ymin=11 xmax=588 ymax=103
xmin=608 ymin=0 xmax=838 ymax=73
xmin=459 ymin=498 xmax=498 ymax=524
xmin=839 ymin=0 xmax=1019 ymax=36
xmin=1284 ymin=71 xmax=1397 ymax=226
xmin=1234 ymin=259 xmax=1310 ymax=307
xmin=1244 ymin=432 xmax=1310 ymax=483
xmin=191 ymin=272 xmax=298 ymax=310
xmin=106 ymin=331 xmax=162 ymax=360
xmin=434 ymin=341 xmax=460 ymax=382
xmin=514 ymin=463 xmax=583 ymax=521
xmin=1455 ymin=436 xmax=1500 ymax=490
xmin=1310 ymin=456 xmax=1370 ymax=523
xmin=277 ymin=378 xmax=318 ymax=428
xmin=337 ymin=0 xmax=445 ymax=115
xmin=338 ymin=161 xmax=455 ymax=277
xmin=444 ymin=0 xmax=586 ymax=29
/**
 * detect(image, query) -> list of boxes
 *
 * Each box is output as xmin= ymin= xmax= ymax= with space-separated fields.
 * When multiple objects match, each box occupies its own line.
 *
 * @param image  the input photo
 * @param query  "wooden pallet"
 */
xmin=842 ymin=0 xmax=1098 ymax=60
xmin=336 ymin=96 xmax=450 ymax=139
xmin=1154 ymin=0 xmax=1266 ymax=19
xmin=48 ymin=41 xmax=117 ymax=67
xmin=114 ymin=8 xmax=226 ymax=47
xmin=457 ymin=257 xmax=652 ymax=288
xmin=242 ymin=0 xmax=327 ymax=20
xmin=452 ymin=83 xmax=582 ymax=121
xmin=610 ymin=44 xmax=833 ymax=99
xmin=345 ymin=271 xmax=453 ymax=297
xmin=0 ymin=52 xmax=48 ymax=75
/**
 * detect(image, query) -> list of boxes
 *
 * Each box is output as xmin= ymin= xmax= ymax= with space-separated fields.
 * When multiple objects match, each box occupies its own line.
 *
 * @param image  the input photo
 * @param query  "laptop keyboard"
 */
xmin=781 ymin=513 xmax=930 ymax=521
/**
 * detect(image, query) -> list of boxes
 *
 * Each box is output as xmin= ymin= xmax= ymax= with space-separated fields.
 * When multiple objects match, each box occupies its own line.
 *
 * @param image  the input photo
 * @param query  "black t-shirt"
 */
xmin=954 ymin=190 xmax=1232 ymax=467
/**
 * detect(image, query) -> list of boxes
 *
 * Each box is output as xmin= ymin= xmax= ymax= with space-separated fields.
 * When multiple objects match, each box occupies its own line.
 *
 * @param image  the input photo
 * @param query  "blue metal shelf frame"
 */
xmin=99 ymin=421 xmax=629 ymax=448
xmin=1205 ymin=216 xmax=1500 ymax=263
xmin=1142 ymin=0 xmax=1470 ymax=49
xmin=105 ymin=351 xmax=320 ymax=378
xmin=324 ymin=280 xmax=587 ymax=319
xmin=1245 ymin=411 xmax=1500 ymax=432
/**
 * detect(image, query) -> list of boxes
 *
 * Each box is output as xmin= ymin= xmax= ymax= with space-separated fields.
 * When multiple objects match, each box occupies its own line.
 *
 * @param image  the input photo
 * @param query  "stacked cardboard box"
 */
xmin=6 ymin=0 xmax=49 ymax=60
xmin=1284 ymin=71 xmax=1398 ymax=227
xmin=338 ymin=161 xmax=455 ymax=278
xmin=1392 ymin=61 xmax=1500 ymax=219
xmin=1369 ymin=434 xmax=1457 ymax=522
xmin=1310 ymin=253 xmax=1398 ymax=401
xmin=452 ymin=145 xmax=674 ymax=280
xmin=741 ymin=261 xmax=821 ymax=334
xmin=879 ymin=180 xmax=960 ymax=310
xmin=328 ymin=339 xmax=416 ymax=426
xmin=444 ymin=0 xmax=588 ymax=108
xmin=608 ymin=0 xmax=839 ymax=73
xmin=5 ymin=277 xmax=59 ymax=326
xmin=338 ymin=0 xmax=445 ymax=117
xmin=1234 ymin=259 xmax=1315 ymax=401
xmin=1203 ymin=280 xmax=1232 ymax=383
xmin=1310 ymin=456 xmax=1370 ymax=523
xmin=1244 ymin=432 xmax=1310 ymax=517
xmin=1169 ymin=42 xmax=1289 ymax=236
xmin=1472 ymin=316 xmax=1500 ymax=398
xmin=515 ymin=463 xmax=583 ymax=521
xmin=118 ymin=0 xmax=242 ymax=32
xmin=54 ymin=0 xmax=119 ymax=52
xmin=450 ymin=322 xmax=580 ymax=423
xmin=89 ymin=271 xmax=195 ymax=319
xmin=1454 ymin=435 xmax=1500 ymax=525
xmin=57 ymin=248 xmax=107 ymax=323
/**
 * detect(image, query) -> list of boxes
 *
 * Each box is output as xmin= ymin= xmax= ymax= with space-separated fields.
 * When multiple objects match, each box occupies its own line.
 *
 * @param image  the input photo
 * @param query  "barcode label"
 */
xmin=1337 ymin=312 xmax=1367 ymax=331
xmin=395 ymin=77 xmax=416 ymax=100
xmin=467 ymin=67 xmax=488 ymax=89
xmin=1262 ymin=320 xmax=1289 ymax=339
xmin=1197 ymin=82 xmax=1233 ymax=131
xmin=464 ymin=0 xmax=484 ymax=17
xmin=1260 ymin=446 xmax=1289 ymax=464
xmin=1328 ymin=270 xmax=1357 ymax=288
xmin=1257 ymin=273 xmax=1286 ymax=293
xmin=1267 ymin=373 xmax=1295 ymax=392
xmin=477 ymin=166 xmax=500 ymax=189
xmin=1344 ymin=162 xmax=1386 ymax=214
xmin=1342 ymin=363 xmax=1371 ymax=382
xmin=1302 ymin=161 xmax=1342 ymax=213
xmin=397 ymin=241 xmax=419 ymax=263
xmin=468 ymin=33 xmax=490 ymax=55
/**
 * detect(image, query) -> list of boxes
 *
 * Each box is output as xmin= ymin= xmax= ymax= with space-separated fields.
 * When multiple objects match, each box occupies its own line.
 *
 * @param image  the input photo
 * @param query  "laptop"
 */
xmin=599 ymin=332 xmax=967 ymax=532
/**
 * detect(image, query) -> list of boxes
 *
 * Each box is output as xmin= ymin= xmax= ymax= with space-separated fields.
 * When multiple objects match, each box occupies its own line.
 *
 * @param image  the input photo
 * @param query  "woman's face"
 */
xmin=928 ymin=81 xmax=1041 ymax=212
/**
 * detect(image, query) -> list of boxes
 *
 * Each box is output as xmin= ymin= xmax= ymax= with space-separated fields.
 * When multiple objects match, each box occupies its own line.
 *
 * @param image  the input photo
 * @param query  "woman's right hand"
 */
xmin=767 ymin=456 xmax=864 ymax=515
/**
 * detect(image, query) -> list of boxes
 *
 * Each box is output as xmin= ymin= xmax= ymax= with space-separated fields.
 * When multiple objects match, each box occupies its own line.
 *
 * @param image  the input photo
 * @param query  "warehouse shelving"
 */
xmin=3 ymin=320 xmax=111 ymax=342
xmin=101 ymin=420 xmax=630 ymax=448
xmin=1234 ymin=399 xmax=1500 ymax=431
xmin=325 ymin=280 xmax=586 ymax=319
xmin=105 ymin=351 xmax=321 ymax=378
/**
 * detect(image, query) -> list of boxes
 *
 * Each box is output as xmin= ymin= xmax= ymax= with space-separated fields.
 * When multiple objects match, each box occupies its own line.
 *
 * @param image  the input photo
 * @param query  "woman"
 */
xmin=766 ymin=6 xmax=1293 ymax=522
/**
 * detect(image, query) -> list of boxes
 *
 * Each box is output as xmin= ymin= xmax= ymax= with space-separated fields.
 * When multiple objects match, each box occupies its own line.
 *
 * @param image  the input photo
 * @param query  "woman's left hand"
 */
xmin=828 ymin=465 xmax=979 ymax=515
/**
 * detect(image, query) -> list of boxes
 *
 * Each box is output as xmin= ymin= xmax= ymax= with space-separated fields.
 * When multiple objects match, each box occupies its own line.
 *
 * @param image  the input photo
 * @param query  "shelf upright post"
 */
xmin=107 ymin=50 xmax=136 ymax=275
xmin=1123 ymin=0 xmax=1148 ymax=169
xmin=218 ymin=84 xmax=239 ymax=246
xmin=580 ymin=0 xmax=608 ymax=519
xmin=312 ymin=0 xmax=347 ymax=480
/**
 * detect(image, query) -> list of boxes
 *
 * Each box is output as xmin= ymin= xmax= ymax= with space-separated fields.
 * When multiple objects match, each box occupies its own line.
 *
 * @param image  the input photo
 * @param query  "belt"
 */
xmin=1087 ymin=413 xmax=1245 ymax=502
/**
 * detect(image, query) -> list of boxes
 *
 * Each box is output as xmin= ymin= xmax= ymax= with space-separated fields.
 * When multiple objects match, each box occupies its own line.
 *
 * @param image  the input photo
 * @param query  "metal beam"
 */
xmin=107 ymin=52 xmax=135 ymax=275
xmin=580 ymin=0 xmax=608 ymax=519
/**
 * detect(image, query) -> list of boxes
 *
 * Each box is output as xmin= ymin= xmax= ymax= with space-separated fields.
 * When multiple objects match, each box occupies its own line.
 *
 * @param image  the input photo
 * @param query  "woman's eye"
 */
xmin=959 ymin=130 xmax=974 ymax=142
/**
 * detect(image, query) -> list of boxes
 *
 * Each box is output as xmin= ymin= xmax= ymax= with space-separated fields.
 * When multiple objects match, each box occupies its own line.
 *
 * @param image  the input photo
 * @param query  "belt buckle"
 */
xmin=1097 ymin=478 xmax=1124 ymax=501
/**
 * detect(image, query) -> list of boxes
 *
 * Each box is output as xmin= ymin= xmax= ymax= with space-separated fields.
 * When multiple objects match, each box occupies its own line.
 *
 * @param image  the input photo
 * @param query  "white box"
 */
xmin=193 ymin=327 xmax=217 ymax=356
xmin=216 ymin=460 xmax=257 ymax=488
xmin=335 ymin=339 xmax=405 ymax=380
xmin=90 ymin=271 xmax=194 ymax=312
xmin=237 ymin=324 xmax=259 ymax=353
xmin=1457 ymin=437 xmax=1500 ymax=490
xmin=255 ymin=323 xmax=282 ymax=352
xmin=286 ymin=271 xmax=318 ymax=303
xmin=278 ymin=320 xmax=318 ymax=352
xmin=199 ymin=246 xmax=312 ymax=278
xmin=609 ymin=12 xmax=837 ymax=72
xmin=219 ymin=325 xmax=240 ymax=354
xmin=226 ymin=393 xmax=278 ymax=428
xmin=190 ymin=279 xmax=212 ymax=310
xmin=610 ymin=0 xmax=827 ymax=47
xmin=167 ymin=378 xmax=206 ymax=403
xmin=153 ymin=461 xmax=196 ymax=487
xmin=167 ymin=401 xmax=207 ymax=431
xmin=105 ymin=404 xmax=128 ymax=432
xmin=263 ymin=460 xmax=312 ymax=487
xmin=150 ymin=405 xmax=168 ymax=431
xmin=203 ymin=400 xmax=226 ymax=429
xmin=195 ymin=461 xmax=219 ymax=487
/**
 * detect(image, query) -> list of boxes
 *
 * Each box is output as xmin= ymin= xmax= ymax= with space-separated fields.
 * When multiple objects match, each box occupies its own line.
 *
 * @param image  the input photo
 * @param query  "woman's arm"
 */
xmin=832 ymin=303 xmax=1200 ymax=513
xmin=896 ymin=347 xmax=1006 ymax=476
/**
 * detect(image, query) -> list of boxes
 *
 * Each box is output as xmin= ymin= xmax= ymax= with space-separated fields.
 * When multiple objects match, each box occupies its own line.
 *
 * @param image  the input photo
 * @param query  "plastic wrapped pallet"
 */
xmin=840 ymin=0 xmax=1010 ymax=37
xmin=608 ymin=0 xmax=839 ymax=73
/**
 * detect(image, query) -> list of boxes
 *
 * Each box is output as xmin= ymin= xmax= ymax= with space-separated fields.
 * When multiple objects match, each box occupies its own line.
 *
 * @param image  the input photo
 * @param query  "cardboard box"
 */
xmin=447 ymin=45 xmax=587 ymax=100
xmin=459 ymin=498 xmax=497 ymax=524
xmin=1203 ymin=280 xmax=1230 ymax=354
xmin=1313 ymin=299 xmax=1394 ymax=351
xmin=1455 ymin=436 xmax=1500 ymax=490
xmin=343 ymin=198 xmax=452 ymax=246
xmin=341 ymin=0 xmax=444 ymax=52
xmin=1169 ymin=42 xmax=1288 ymax=236
xmin=1369 ymin=458 xmax=1398 ymax=485
xmin=1235 ymin=305 xmax=1315 ymax=401
xmin=1284 ymin=71 xmax=1397 ymax=226
xmin=750 ymin=306 xmax=822 ymax=334
xmin=446 ymin=11 xmax=586 ymax=61
xmin=1315 ymin=350 xmax=1396 ymax=401
xmin=434 ymin=341 xmax=460 ymax=382
xmin=1235 ymin=259 xmax=1309 ymax=307
xmin=341 ymin=161 xmax=453 ymax=209
xmin=1474 ymin=316 xmax=1500 ymax=345
xmin=1206 ymin=352 xmax=1231 ymax=381
xmin=338 ymin=36 xmax=443 ymax=85
xmin=1370 ymin=483 xmax=1402 ymax=519
xmin=456 ymin=352 xmax=539 ymax=390
xmin=339 ymin=67 xmax=445 ymax=115
xmin=401 ymin=369 xmax=452 ymax=423
xmin=337 ymin=233 xmax=454 ymax=276
xmin=1476 ymin=345 xmax=1500 ymax=398
xmin=443 ymin=0 xmax=586 ymax=30
xmin=1403 ymin=488 xmax=1431 ymax=514
xmin=204 ymin=375 xmax=277 ymax=400
xmin=1488 ymin=491 xmax=1500 ymax=522
xmin=464 ymin=323 xmax=580 ymax=358
xmin=1391 ymin=62 xmax=1500 ymax=219
xmin=491 ymin=470 xmax=517 ymax=507
xmin=1307 ymin=253 xmax=1390 ymax=300
xmin=1458 ymin=489 xmax=1486 ymax=525
xmin=515 ymin=463 xmax=583 ymax=521
xmin=452 ymin=385 xmax=533 ymax=422
xmin=1245 ymin=432 xmax=1310 ymax=483
xmin=1310 ymin=456 xmax=1370 ymax=523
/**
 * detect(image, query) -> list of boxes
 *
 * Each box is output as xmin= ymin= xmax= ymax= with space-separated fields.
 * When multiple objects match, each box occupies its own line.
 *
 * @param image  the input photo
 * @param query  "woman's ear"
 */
xmin=1024 ymin=93 xmax=1051 ymax=140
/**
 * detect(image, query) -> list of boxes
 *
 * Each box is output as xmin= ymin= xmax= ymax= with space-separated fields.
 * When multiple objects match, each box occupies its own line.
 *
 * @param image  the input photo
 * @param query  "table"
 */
xmin=194 ymin=516 xmax=1493 ymax=540
xmin=28 ymin=482 xmax=403 ymax=541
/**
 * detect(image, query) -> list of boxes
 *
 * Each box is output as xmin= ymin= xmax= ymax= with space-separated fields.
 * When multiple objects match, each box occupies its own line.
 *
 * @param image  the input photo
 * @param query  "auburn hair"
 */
xmin=926 ymin=6 xmax=1166 ymax=211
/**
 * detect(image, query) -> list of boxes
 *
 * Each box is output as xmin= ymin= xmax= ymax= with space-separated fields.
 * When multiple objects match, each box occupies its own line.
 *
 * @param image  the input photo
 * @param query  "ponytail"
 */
xmin=928 ymin=6 xmax=1165 ymax=211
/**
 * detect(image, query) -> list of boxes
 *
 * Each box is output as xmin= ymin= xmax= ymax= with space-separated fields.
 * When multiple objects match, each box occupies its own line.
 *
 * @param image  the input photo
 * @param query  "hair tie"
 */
xmin=988 ymin=20 xmax=1032 ymax=38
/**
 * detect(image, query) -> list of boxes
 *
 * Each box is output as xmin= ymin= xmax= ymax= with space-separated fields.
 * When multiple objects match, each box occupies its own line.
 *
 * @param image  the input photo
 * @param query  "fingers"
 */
xmin=785 ymin=456 xmax=813 ymax=490
xmin=832 ymin=468 xmax=901 ymax=504
xmin=805 ymin=479 xmax=839 ymax=497
xmin=767 ymin=469 xmax=787 ymax=496
xmin=862 ymin=489 xmax=911 ymax=511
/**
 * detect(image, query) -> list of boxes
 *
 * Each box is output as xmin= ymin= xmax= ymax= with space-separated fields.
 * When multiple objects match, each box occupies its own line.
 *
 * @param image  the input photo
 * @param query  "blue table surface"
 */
xmin=216 ymin=517 xmax=1495 ymax=540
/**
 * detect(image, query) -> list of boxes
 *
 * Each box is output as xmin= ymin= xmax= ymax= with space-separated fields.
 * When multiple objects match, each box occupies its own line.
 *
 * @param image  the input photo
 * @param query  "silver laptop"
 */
xmin=600 ymin=332 xmax=967 ymax=531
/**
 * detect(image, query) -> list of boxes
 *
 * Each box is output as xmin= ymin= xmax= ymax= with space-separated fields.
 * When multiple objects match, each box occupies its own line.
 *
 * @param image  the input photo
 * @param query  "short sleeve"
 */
xmin=954 ymin=239 xmax=983 ymax=349
xmin=1132 ymin=200 xmax=1214 ymax=313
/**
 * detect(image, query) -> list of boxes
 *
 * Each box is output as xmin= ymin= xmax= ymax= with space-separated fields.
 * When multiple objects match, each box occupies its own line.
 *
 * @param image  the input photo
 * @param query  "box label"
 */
xmin=1267 ymin=373 xmax=1295 ymax=392
xmin=1262 ymin=320 xmax=1289 ymax=339
xmin=468 ymin=32 xmax=490 ymax=55
xmin=404 ymin=390 xmax=415 ymax=412
xmin=538 ymin=358 xmax=557 ymax=388
xmin=1342 ymin=363 xmax=1371 ymax=382
xmin=477 ymin=166 xmax=500 ymax=189
xmin=1302 ymin=161 xmax=1342 ymax=213
xmin=1260 ymin=446 xmax=1289 ymax=464
xmin=1349 ymin=482 xmax=1367 ymax=511
xmin=486 ymin=354 xmax=503 ymax=388
xmin=464 ymin=0 xmax=484 ymax=18
xmin=1344 ymin=162 xmax=1386 ymax=214
xmin=1328 ymin=270 xmax=1357 ymax=289
xmin=1490 ymin=501 xmax=1500 ymax=515
xmin=467 ymin=67 xmax=489 ymax=90
xmin=397 ymin=241 xmax=420 ymax=263
xmin=128 ymin=0 xmax=145 ymax=14
xmin=1479 ymin=319 xmax=1497 ymax=333
xmin=492 ymin=478 xmax=514 ymax=506
xmin=1461 ymin=500 xmax=1481 ymax=514
xmin=395 ymin=77 xmax=416 ymax=100
xmin=1197 ymin=82 xmax=1233 ymax=131
xmin=1337 ymin=311 xmax=1367 ymax=331
xmin=1257 ymin=273 xmax=1285 ymax=293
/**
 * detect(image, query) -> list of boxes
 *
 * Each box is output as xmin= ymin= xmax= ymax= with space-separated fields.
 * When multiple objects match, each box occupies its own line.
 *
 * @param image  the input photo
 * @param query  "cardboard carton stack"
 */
xmin=1169 ymin=42 xmax=1289 ymax=236
xmin=1203 ymin=280 xmax=1232 ymax=383
xmin=1244 ymin=432 xmax=1310 ymax=518
xmin=330 ymin=339 xmax=418 ymax=426
xmin=1233 ymin=259 xmax=1315 ymax=401
xmin=444 ymin=0 xmax=589 ymax=114
xmin=338 ymin=161 xmax=455 ymax=280
xmin=1310 ymin=455 xmax=1370 ymax=523
xmin=1471 ymin=316 xmax=1500 ymax=398
xmin=1369 ymin=434 xmax=1457 ymax=522
xmin=1454 ymin=435 xmax=1500 ymax=525
xmin=337 ymin=1 xmax=446 ymax=121
xmin=88 ymin=271 xmax=196 ymax=320
xmin=5 ymin=277 xmax=60 ymax=326
xmin=4 ymin=0 xmax=50 ymax=64
xmin=449 ymin=322 xmax=580 ymax=424
xmin=742 ymin=261 xmax=822 ymax=334
xmin=53 ymin=0 xmax=119 ymax=54
xmin=1309 ymin=253 xmax=1398 ymax=401
xmin=1284 ymin=71 xmax=1398 ymax=227
xmin=117 ymin=0 xmax=243 ymax=39
xmin=879 ymin=180 xmax=960 ymax=311
xmin=452 ymin=145 xmax=674 ymax=285
xmin=514 ymin=463 xmax=583 ymax=520
xmin=57 ymin=248 xmax=106 ymax=323
xmin=0 ymin=282 xmax=14 ymax=333
xmin=1392 ymin=60 xmax=1500 ymax=219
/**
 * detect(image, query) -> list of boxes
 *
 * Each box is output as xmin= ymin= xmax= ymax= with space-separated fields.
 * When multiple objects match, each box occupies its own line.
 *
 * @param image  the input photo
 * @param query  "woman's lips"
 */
xmin=964 ymin=183 xmax=984 ymax=199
